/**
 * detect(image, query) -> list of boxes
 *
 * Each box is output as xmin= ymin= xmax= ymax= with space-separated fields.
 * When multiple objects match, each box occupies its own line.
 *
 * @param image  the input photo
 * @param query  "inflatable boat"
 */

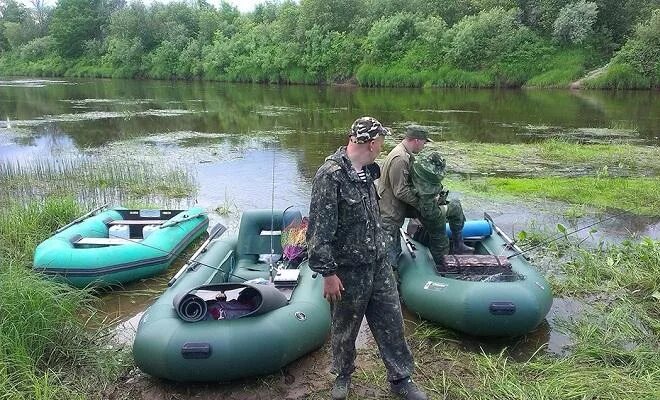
xmin=398 ymin=214 xmax=553 ymax=337
xmin=33 ymin=206 xmax=208 ymax=288
xmin=132 ymin=209 xmax=331 ymax=382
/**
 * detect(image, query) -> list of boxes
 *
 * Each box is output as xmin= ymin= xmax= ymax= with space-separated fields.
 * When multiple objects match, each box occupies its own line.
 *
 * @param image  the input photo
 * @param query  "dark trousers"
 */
xmin=331 ymin=261 xmax=414 ymax=381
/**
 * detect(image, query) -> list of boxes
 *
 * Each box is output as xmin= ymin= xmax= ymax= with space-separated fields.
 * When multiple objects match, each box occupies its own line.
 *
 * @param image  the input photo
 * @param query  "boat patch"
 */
xmin=424 ymin=281 xmax=448 ymax=291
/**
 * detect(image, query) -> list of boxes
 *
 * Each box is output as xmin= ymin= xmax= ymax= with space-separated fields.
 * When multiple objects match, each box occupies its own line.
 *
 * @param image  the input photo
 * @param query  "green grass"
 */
xmin=461 ymin=176 xmax=660 ymax=216
xmin=0 ymin=198 xmax=127 ymax=399
xmin=526 ymin=49 xmax=587 ymax=88
xmin=583 ymin=63 xmax=653 ymax=90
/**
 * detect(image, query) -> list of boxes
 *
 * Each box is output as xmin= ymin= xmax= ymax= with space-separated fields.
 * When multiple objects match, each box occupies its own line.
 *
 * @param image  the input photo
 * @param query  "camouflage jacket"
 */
xmin=378 ymin=142 xmax=419 ymax=227
xmin=306 ymin=147 xmax=388 ymax=276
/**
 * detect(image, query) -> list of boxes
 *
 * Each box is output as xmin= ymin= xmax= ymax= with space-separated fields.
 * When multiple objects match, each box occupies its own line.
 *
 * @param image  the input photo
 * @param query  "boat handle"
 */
xmin=489 ymin=302 xmax=516 ymax=315
xmin=181 ymin=342 xmax=212 ymax=359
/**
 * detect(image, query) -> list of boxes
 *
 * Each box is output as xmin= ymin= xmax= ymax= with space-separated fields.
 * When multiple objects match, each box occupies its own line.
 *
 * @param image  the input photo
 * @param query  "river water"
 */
xmin=1 ymin=78 xmax=658 ymax=359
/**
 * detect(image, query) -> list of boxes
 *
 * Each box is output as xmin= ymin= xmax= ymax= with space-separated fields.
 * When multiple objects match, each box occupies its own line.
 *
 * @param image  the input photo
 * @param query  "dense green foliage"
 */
xmin=0 ymin=0 xmax=658 ymax=87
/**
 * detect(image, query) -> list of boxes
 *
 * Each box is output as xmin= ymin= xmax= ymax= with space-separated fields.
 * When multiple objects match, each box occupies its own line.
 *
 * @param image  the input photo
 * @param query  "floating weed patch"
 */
xmin=427 ymin=140 xmax=660 ymax=178
xmin=0 ymin=157 xmax=197 ymax=203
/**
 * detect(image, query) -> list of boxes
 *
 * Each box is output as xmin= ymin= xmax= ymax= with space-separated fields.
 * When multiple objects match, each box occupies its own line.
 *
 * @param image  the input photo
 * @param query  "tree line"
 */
xmin=0 ymin=0 xmax=658 ymax=88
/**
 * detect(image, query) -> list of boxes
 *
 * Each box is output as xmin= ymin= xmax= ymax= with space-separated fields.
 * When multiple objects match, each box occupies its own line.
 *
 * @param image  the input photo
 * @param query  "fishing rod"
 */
xmin=506 ymin=207 xmax=635 ymax=260
xmin=269 ymin=149 xmax=277 ymax=282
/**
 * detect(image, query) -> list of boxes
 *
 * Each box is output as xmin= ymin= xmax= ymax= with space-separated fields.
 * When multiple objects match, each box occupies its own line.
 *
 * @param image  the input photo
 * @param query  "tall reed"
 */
xmin=0 ymin=198 xmax=117 ymax=399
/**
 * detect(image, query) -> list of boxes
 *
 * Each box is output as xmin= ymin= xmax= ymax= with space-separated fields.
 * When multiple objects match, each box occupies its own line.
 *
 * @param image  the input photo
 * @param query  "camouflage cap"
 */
xmin=349 ymin=116 xmax=389 ymax=144
xmin=412 ymin=151 xmax=446 ymax=195
xmin=405 ymin=125 xmax=433 ymax=142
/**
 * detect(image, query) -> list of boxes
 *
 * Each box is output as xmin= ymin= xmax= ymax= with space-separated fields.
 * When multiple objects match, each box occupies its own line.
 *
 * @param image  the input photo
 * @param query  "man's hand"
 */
xmin=323 ymin=274 xmax=345 ymax=303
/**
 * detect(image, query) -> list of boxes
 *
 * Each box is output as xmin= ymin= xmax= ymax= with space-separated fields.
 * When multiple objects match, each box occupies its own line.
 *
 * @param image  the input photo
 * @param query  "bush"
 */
xmin=611 ymin=9 xmax=660 ymax=84
xmin=444 ymin=7 xmax=523 ymax=71
xmin=553 ymin=1 xmax=599 ymax=44
xmin=19 ymin=36 xmax=57 ymax=61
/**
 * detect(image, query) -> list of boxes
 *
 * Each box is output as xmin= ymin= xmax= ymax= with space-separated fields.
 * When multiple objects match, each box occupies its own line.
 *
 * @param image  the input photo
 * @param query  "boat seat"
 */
xmin=229 ymin=209 xmax=302 ymax=282
xmin=107 ymin=220 xmax=166 ymax=225
xmin=73 ymin=237 xmax=142 ymax=246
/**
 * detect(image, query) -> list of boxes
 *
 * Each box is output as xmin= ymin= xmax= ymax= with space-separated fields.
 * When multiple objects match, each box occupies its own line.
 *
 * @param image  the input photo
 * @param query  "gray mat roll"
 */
xmin=173 ymin=292 xmax=207 ymax=322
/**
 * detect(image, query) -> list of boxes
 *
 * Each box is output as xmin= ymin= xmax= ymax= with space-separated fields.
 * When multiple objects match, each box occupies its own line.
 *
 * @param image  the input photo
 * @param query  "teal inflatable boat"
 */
xmin=133 ymin=209 xmax=331 ymax=382
xmin=33 ymin=207 xmax=208 ymax=288
xmin=398 ymin=214 xmax=553 ymax=337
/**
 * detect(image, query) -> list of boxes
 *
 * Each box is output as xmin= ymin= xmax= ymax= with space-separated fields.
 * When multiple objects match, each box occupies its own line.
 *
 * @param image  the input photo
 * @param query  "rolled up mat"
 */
xmin=173 ymin=291 xmax=208 ymax=322
xmin=445 ymin=219 xmax=492 ymax=238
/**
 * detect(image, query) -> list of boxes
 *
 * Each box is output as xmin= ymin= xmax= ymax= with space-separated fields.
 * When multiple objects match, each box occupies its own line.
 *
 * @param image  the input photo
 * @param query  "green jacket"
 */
xmin=377 ymin=143 xmax=419 ymax=228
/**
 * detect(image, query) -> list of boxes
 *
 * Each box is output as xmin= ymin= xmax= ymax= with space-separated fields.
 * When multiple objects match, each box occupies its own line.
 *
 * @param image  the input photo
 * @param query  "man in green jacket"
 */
xmin=411 ymin=150 xmax=473 ymax=264
xmin=378 ymin=125 xmax=430 ymax=266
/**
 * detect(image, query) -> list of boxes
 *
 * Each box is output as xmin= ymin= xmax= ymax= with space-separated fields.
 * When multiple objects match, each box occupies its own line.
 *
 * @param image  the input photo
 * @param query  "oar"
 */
xmin=168 ymin=222 xmax=227 ymax=287
xmin=55 ymin=203 xmax=109 ymax=234
xmin=399 ymin=227 xmax=417 ymax=259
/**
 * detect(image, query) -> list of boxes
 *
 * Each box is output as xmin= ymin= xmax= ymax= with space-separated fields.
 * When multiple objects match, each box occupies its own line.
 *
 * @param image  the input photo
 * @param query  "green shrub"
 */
xmin=444 ymin=7 xmax=522 ymax=71
xmin=611 ymin=9 xmax=660 ymax=85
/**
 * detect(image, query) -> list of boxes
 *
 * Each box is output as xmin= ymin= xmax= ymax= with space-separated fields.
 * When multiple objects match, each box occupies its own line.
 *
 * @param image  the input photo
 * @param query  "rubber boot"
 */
xmin=451 ymin=231 xmax=474 ymax=255
xmin=331 ymin=374 xmax=351 ymax=400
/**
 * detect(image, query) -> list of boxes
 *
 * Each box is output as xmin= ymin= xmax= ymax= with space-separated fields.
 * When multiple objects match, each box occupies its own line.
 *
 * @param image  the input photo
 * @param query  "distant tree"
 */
xmin=445 ymin=7 xmax=524 ymax=70
xmin=50 ymin=0 xmax=104 ymax=57
xmin=30 ymin=0 xmax=52 ymax=36
xmin=1 ymin=0 xmax=35 ymax=50
xmin=365 ymin=13 xmax=419 ymax=62
xmin=552 ymin=1 xmax=598 ymax=44
xmin=299 ymin=0 xmax=364 ymax=33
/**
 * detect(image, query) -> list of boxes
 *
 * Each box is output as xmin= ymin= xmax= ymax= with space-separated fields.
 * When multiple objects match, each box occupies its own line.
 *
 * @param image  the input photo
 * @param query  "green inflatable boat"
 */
xmin=398 ymin=214 xmax=553 ymax=337
xmin=33 ymin=206 xmax=208 ymax=288
xmin=132 ymin=209 xmax=331 ymax=382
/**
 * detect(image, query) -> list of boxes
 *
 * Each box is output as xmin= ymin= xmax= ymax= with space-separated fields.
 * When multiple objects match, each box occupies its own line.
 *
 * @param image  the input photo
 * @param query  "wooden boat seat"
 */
xmin=107 ymin=220 xmax=166 ymax=225
xmin=74 ymin=237 xmax=142 ymax=246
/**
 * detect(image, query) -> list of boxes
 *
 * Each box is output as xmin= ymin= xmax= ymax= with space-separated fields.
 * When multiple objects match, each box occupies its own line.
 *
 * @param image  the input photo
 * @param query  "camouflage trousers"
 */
xmin=417 ymin=199 xmax=466 ymax=264
xmin=331 ymin=260 xmax=414 ymax=381
xmin=382 ymin=223 xmax=402 ymax=267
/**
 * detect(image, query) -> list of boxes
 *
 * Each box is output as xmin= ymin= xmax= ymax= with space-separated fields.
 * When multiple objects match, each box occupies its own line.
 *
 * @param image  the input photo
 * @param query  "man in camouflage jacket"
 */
xmin=307 ymin=117 xmax=427 ymax=400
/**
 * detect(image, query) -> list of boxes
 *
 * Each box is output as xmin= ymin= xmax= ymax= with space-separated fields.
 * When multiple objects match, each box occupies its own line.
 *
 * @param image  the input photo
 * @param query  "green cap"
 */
xmin=405 ymin=125 xmax=433 ymax=142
